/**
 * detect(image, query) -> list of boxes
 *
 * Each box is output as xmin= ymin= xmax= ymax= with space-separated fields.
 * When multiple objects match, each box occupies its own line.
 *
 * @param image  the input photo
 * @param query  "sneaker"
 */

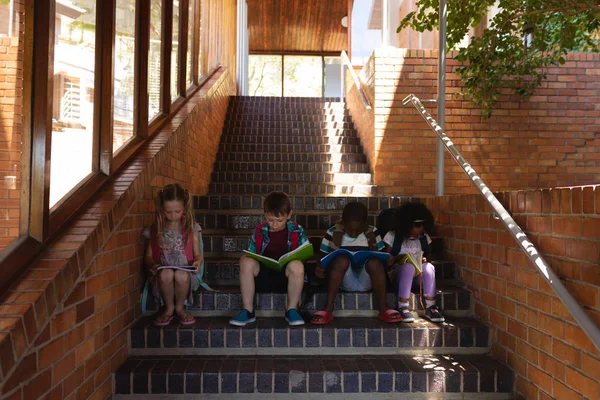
xmin=398 ymin=307 xmax=415 ymax=323
xmin=229 ymin=309 xmax=256 ymax=326
xmin=425 ymin=305 xmax=445 ymax=322
xmin=285 ymin=308 xmax=305 ymax=326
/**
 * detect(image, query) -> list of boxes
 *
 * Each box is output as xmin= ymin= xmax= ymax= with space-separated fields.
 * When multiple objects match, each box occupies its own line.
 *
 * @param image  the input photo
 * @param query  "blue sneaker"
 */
xmin=425 ymin=305 xmax=445 ymax=322
xmin=229 ymin=309 xmax=256 ymax=326
xmin=285 ymin=308 xmax=305 ymax=326
xmin=398 ymin=307 xmax=415 ymax=323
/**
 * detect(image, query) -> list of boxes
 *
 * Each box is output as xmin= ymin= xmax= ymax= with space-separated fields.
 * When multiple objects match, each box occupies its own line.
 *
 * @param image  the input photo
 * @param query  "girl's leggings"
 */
xmin=392 ymin=262 xmax=436 ymax=299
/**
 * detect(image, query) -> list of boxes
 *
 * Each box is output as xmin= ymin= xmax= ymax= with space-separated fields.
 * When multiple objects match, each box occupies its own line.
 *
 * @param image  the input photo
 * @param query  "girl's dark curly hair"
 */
xmin=393 ymin=202 xmax=435 ymax=240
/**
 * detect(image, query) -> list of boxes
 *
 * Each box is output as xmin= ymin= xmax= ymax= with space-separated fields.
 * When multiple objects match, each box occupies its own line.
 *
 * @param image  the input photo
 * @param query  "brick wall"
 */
xmin=0 ymin=1 xmax=24 ymax=252
xmin=0 ymin=69 xmax=235 ymax=400
xmin=423 ymin=185 xmax=600 ymax=399
xmin=345 ymin=48 xmax=600 ymax=197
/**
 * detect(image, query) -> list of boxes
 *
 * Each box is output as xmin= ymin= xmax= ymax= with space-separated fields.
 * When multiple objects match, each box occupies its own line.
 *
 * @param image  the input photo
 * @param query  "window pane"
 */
xmin=113 ymin=0 xmax=137 ymax=152
xmin=284 ymin=56 xmax=322 ymax=97
xmin=248 ymin=55 xmax=282 ymax=96
xmin=171 ymin=0 xmax=180 ymax=101
xmin=0 ymin=0 xmax=25 ymax=252
xmin=185 ymin=0 xmax=194 ymax=87
xmin=149 ymin=0 xmax=162 ymax=120
xmin=197 ymin=1 xmax=202 ymax=78
xmin=324 ymin=57 xmax=342 ymax=98
xmin=50 ymin=0 xmax=96 ymax=208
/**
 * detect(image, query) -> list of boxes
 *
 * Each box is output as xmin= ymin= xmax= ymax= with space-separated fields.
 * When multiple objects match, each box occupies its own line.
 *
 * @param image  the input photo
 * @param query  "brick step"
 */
xmin=217 ymin=143 xmax=363 ymax=155
xmin=219 ymin=135 xmax=361 ymax=145
xmin=222 ymin=121 xmax=354 ymax=129
xmin=207 ymin=182 xmax=377 ymax=196
xmin=212 ymin=161 xmax=370 ymax=174
xmin=114 ymin=354 xmax=513 ymax=396
xmin=221 ymin=127 xmax=358 ymax=137
xmin=129 ymin=316 xmax=486 ymax=355
xmin=200 ymin=259 xmax=455 ymax=283
xmin=194 ymin=195 xmax=409 ymax=212
xmin=229 ymin=97 xmax=343 ymax=104
xmin=215 ymin=152 xmax=368 ymax=163
xmin=225 ymin=114 xmax=352 ymax=122
xmin=210 ymin=172 xmax=374 ymax=185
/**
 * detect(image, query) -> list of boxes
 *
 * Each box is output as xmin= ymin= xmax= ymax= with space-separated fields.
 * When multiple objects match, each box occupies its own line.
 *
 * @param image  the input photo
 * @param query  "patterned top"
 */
xmin=320 ymin=225 xmax=385 ymax=253
xmin=143 ymin=223 xmax=201 ymax=266
xmin=383 ymin=231 xmax=432 ymax=256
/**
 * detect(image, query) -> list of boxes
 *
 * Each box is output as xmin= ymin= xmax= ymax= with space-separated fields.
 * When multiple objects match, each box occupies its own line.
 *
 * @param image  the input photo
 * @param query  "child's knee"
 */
xmin=422 ymin=262 xmax=435 ymax=278
xmin=365 ymin=259 xmax=384 ymax=275
xmin=158 ymin=268 xmax=174 ymax=283
xmin=331 ymin=256 xmax=350 ymax=271
xmin=239 ymin=255 xmax=260 ymax=275
xmin=286 ymin=260 xmax=304 ymax=277
xmin=174 ymin=270 xmax=190 ymax=284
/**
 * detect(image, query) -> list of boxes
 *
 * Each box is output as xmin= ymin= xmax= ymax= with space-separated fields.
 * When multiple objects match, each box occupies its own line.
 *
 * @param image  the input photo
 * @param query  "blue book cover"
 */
xmin=320 ymin=249 xmax=390 ymax=270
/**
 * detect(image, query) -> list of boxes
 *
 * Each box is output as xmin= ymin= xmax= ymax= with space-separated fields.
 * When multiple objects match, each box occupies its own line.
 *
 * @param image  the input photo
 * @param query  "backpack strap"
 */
xmin=254 ymin=223 xmax=267 ymax=254
xmin=289 ymin=221 xmax=300 ymax=250
xmin=150 ymin=226 xmax=160 ymax=263
xmin=419 ymin=235 xmax=430 ymax=258
xmin=391 ymin=233 xmax=403 ymax=256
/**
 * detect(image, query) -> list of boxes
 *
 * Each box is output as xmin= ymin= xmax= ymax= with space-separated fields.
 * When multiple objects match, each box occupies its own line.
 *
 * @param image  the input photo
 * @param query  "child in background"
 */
xmin=144 ymin=183 xmax=203 ymax=326
xmin=229 ymin=191 xmax=308 ymax=327
xmin=384 ymin=202 xmax=445 ymax=323
xmin=311 ymin=202 xmax=401 ymax=325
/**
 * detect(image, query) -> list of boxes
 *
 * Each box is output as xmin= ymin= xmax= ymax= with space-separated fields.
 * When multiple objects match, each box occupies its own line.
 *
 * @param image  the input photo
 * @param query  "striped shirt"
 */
xmin=320 ymin=225 xmax=385 ymax=254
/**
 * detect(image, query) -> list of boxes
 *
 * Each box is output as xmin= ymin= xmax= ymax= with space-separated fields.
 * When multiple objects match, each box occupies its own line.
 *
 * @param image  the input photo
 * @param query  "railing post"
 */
xmin=436 ymin=0 xmax=447 ymax=196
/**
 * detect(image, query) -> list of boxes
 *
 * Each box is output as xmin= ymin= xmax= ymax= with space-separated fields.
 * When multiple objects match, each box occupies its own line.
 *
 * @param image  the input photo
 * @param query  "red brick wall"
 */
xmin=0 ymin=1 xmax=24 ymax=252
xmin=0 ymin=69 xmax=235 ymax=400
xmin=346 ymin=48 xmax=600 ymax=197
xmin=423 ymin=185 xmax=600 ymax=399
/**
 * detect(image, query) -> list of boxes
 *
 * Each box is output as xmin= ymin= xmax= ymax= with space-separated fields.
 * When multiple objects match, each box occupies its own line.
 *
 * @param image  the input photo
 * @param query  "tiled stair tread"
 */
xmin=130 ymin=316 xmax=488 ymax=351
xmin=114 ymin=354 xmax=512 ymax=394
xmin=216 ymin=153 xmax=368 ymax=162
xmin=194 ymin=195 xmax=412 ymax=210
xmin=222 ymin=128 xmax=358 ymax=135
xmin=223 ymin=121 xmax=354 ymax=128
xmin=219 ymin=136 xmax=361 ymax=144
xmin=213 ymin=163 xmax=370 ymax=173
xmin=225 ymin=114 xmax=353 ymax=120
xmin=207 ymin=184 xmax=377 ymax=197
xmin=218 ymin=144 xmax=362 ymax=152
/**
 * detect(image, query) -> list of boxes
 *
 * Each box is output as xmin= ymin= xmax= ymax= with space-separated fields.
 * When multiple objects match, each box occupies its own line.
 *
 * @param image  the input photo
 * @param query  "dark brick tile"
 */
xmin=383 ymin=327 xmax=397 ymax=347
xmin=322 ymin=327 xmax=335 ymax=347
xmin=444 ymin=324 xmax=459 ymax=347
xmin=367 ymin=328 xmax=381 ymax=347
xmin=429 ymin=326 xmax=442 ymax=347
xmin=168 ymin=361 xmax=187 ymax=394
xmin=164 ymin=327 xmax=177 ymax=348
xmin=258 ymin=327 xmax=273 ymax=347
xmin=290 ymin=328 xmax=303 ymax=347
xmin=476 ymin=326 xmax=489 ymax=347
xmin=336 ymin=328 xmax=350 ymax=347
xmin=413 ymin=326 xmax=427 ymax=347
xmin=357 ymin=293 xmax=371 ymax=310
xmin=210 ymin=327 xmax=224 ymax=348
xmin=132 ymin=360 xmax=154 ymax=394
xmin=428 ymin=371 xmax=445 ymax=392
xmin=150 ymin=361 xmax=171 ymax=394
xmin=130 ymin=327 xmax=145 ymax=348
xmin=257 ymin=359 xmax=274 ymax=393
xmin=221 ymin=360 xmax=238 ymax=394
xmin=460 ymin=326 xmax=474 ymax=347
xmin=202 ymin=360 xmax=220 ymax=394
xmin=360 ymin=360 xmax=376 ymax=393
xmin=398 ymin=326 xmax=412 ymax=347
xmin=146 ymin=327 xmax=161 ymax=348
xmin=352 ymin=328 xmax=366 ymax=347
xmin=226 ymin=328 xmax=241 ymax=348
xmin=185 ymin=361 xmax=203 ymax=394
xmin=274 ymin=359 xmax=290 ymax=393
xmin=446 ymin=371 xmax=461 ymax=392
xmin=242 ymin=329 xmax=257 ymax=348
xmin=343 ymin=293 xmax=356 ymax=309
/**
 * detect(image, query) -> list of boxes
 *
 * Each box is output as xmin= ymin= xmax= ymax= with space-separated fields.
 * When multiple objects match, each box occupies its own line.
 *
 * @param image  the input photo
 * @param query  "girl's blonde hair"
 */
xmin=154 ymin=183 xmax=195 ymax=247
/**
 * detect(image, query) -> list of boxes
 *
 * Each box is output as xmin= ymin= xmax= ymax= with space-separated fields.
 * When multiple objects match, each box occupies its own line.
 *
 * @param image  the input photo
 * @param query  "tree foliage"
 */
xmin=398 ymin=0 xmax=600 ymax=118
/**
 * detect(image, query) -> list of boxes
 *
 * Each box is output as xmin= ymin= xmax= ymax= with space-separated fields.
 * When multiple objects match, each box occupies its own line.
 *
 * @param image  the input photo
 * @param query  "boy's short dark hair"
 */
xmin=341 ymin=202 xmax=368 ymax=224
xmin=263 ymin=191 xmax=292 ymax=216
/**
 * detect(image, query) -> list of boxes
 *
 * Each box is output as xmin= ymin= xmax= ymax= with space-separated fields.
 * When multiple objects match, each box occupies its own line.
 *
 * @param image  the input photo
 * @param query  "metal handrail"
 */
xmin=339 ymin=51 xmax=371 ymax=110
xmin=403 ymin=93 xmax=600 ymax=352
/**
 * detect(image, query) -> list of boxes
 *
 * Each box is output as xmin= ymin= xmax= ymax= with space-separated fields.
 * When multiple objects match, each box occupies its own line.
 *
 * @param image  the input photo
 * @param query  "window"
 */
xmin=0 ymin=0 xmax=25 ymax=253
xmin=148 ymin=0 xmax=163 ymax=120
xmin=113 ymin=0 xmax=137 ymax=152
xmin=248 ymin=55 xmax=282 ymax=96
xmin=171 ymin=0 xmax=180 ymax=101
xmin=50 ymin=0 xmax=97 ymax=208
xmin=284 ymin=56 xmax=323 ymax=97
xmin=186 ymin=0 xmax=194 ymax=88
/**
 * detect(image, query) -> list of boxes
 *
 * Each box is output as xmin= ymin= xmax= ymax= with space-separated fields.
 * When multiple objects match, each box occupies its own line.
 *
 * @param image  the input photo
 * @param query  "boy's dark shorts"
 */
xmin=255 ymin=263 xmax=288 ymax=293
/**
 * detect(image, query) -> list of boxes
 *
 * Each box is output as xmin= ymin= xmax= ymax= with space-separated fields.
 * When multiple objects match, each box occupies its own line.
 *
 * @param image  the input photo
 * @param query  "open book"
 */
xmin=398 ymin=251 xmax=424 ymax=276
xmin=157 ymin=265 xmax=198 ymax=272
xmin=320 ymin=249 xmax=390 ymax=270
xmin=243 ymin=241 xmax=314 ymax=272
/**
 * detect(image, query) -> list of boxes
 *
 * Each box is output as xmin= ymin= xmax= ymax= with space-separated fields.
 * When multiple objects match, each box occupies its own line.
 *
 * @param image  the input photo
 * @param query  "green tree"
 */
xmin=398 ymin=0 xmax=600 ymax=118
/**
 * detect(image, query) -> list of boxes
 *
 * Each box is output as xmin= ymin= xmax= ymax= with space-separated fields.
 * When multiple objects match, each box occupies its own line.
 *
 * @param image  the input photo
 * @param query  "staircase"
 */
xmin=114 ymin=96 xmax=513 ymax=398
